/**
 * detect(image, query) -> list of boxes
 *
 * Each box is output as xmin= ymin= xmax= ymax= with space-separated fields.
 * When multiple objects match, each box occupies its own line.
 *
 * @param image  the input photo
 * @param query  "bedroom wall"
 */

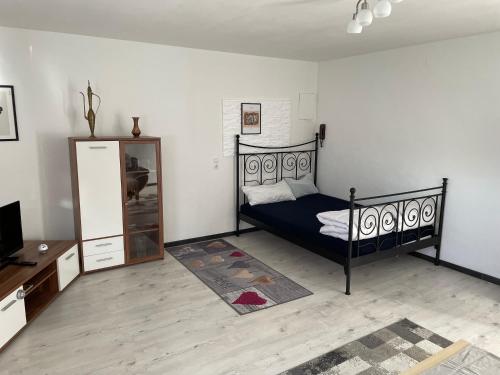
xmin=0 ymin=26 xmax=318 ymax=242
xmin=317 ymin=31 xmax=500 ymax=279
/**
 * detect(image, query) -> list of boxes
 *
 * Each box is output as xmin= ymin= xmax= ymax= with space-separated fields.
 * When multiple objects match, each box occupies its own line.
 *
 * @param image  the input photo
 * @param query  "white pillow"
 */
xmin=285 ymin=173 xmax=319 ymax=198
xmin=242 ymin=180 xmax=296 ymax=206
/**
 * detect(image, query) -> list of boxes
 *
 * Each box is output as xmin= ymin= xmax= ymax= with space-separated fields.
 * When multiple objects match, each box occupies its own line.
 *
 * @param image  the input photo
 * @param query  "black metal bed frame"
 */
xmin=235 ymin=134 xmax=448 ymax=295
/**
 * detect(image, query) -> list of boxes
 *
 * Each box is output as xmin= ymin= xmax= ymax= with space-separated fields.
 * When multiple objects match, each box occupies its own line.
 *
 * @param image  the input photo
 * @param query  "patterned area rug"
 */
xmin=167 ymin=239 xmax=312 ymax=315
xmin=281 ymin=319 xmax=453 ymax=375
xmin=420 ymin=344 xmax=500 ymax=374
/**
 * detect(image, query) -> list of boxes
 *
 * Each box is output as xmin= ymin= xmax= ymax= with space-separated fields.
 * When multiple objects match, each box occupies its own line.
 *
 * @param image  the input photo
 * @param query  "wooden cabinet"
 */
xmin=0 ymin=287 xmax=26 ymax=348
xmin=69 ymin=137 xmax=164 ymax=273
xmin=56 ymin=245 xmax=80 ymax=291
xmin=0 ymin=241 xmax=78 ymax=351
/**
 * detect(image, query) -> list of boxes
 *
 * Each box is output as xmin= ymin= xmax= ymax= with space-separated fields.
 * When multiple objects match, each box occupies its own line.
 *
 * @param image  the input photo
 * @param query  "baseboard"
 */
xmin=164 ymin=228 xmax=260 ymax=248
xmin=165 ymin=232 xmax=499 ymax=286
xmin=411 ymin=252 xmax=500 ymax=286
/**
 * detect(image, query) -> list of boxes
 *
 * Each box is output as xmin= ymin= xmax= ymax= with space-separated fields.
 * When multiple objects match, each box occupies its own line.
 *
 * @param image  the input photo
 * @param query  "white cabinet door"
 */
xmin=76 ymin=141 xmax=123 ymax=240
xmin=0 ymin=287 xmax=26 ymax=348
xmin=57 ymin=245 xmax=80 ymax=291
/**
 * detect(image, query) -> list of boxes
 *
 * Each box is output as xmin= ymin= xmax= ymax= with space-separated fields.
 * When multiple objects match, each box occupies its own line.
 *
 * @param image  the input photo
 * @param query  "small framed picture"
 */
xmin=0 ymin=86 xmax=19 ymax=142
xmin=241 ymin=103 xmax=261 ymax=135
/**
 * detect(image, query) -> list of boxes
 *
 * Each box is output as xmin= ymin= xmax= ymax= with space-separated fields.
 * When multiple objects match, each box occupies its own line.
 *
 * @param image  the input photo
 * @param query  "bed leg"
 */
xmin=345 ymin=187 xmax=355 ymax=296
xmin=434 ymin=178 xmax=447 ymax=266
xmin=235 ymin=134 xmax=241 ymax=238
xmin=344 ymin=265 xmax=351 ymax=296
xmin=434 ymin=244 xmax=441 ymax=266
xmin=235 ymin=211 xmax=241 ymax=237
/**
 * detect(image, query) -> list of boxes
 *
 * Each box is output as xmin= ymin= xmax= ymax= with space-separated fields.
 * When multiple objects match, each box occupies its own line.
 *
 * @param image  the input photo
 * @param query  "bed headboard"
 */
xmin=235 ymin=133 xmax=319 ymax=204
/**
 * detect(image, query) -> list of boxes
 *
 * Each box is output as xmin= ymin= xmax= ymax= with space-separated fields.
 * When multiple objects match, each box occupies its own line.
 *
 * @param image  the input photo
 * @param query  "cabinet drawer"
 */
xmin=83 ymin=250 xmax=124 ymax=272
xmin=82 ymin=236 xmax=124 ymax=257
xmin=0 ymin=287 xmax=27 ymax=348
xmin=57 ymin=245 xmax=80 ymax=291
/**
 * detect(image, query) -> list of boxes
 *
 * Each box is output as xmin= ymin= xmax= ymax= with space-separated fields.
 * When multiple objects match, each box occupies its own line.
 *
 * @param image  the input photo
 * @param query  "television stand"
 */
xmin=0 ymin=257 xmax=37 ymax=270
xmin=0 ymin=240 xmax=79 ymax=351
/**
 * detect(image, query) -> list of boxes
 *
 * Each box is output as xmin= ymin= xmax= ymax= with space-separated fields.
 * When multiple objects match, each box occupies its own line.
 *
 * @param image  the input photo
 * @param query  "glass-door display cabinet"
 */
xmin=121 ymin=139 xmax=164 ymax=265
xmin=69 ymin=136 xmax=164 ymax=274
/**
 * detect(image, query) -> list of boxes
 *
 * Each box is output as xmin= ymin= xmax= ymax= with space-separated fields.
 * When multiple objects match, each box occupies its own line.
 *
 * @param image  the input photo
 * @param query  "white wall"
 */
xmin=0 ymin=27 xmax=318 ymax=242
xmin=317 ymin=31 xmax=500 ymax=278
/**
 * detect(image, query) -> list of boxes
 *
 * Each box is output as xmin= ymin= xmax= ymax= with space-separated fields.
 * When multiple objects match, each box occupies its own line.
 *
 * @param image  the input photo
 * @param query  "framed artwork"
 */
xmin=0 ymin=85 xmax=19 ymax=141
xmin=241 ymin=103 xmax=261 ymax=135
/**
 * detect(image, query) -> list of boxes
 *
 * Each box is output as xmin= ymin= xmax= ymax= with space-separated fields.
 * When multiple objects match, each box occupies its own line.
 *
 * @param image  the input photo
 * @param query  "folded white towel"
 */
xmin=317 ymin=210 xmax=351 ymax=230
xmin=317 ymin=205 xmax=400 ymax=241
xmin=319 ymin=225 xmax=351 ymax=241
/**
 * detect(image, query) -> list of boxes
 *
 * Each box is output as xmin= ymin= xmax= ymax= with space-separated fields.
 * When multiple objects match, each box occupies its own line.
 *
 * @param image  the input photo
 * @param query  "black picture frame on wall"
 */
xmin=0 ymin=85 xmax=19 ymax=142
xmin=241 ymin=103 xmax=261 ymax=135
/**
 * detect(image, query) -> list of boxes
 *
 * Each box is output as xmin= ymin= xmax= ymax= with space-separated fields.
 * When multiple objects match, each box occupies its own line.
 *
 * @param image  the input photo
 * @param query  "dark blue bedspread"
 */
xmin=240 ymin=193 xmax=433 ymax=258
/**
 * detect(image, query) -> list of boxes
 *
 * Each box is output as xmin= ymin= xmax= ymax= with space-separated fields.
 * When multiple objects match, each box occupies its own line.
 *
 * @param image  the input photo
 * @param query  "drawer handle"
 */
xmin=65 ymin=253 xmax=76 ymax=261
xmin=1 ymin=300 xmax=17 ymax=312
xmin=89 ymin=146 xmax=107 ymax=150
xmin=96 ymin=257 xmax=113 ymax=262
xmin=95 ymin=243 xmax=112 ymax=248
xmin=17 ymin=284 xmax=34 ymax=300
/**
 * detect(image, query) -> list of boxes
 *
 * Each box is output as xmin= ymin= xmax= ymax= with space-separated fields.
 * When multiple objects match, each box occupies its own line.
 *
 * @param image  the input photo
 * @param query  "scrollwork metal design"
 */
xmin=402 ymin=199 xmax=421 ymax=228
xmin=401 ymin=197 xmax=436 ymax=228
xmin=262 ymin=154 xmax=278 ymax=175
xmin=420 ymin=197 xmax=437 ymax=224
xmin=242 ymin=151 xmax=313 ymax=186
xmin=357 ymin=203 xmax=399 ymax=239
xmin=297 ymin=152 xmax=311 ymax=172
xmin=282 ymin=153 xmax=297 ymax=172
xmin=358 ymin=207 xmax=378 ymax=238
xmin=380 ymin=203 xmax=399 ymax=232
xmin=244 ymin=155 xmax=261 ymax=177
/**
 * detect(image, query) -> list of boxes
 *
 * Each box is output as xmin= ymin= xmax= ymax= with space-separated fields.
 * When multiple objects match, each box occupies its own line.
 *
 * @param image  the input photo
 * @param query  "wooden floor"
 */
xmin=1 ymin=231 xmax=499 ymax=375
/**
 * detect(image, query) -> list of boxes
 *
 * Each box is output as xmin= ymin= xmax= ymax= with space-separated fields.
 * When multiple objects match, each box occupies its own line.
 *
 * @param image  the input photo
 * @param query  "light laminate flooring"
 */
xmin=0 ymin=231 xmax=499 ymax=375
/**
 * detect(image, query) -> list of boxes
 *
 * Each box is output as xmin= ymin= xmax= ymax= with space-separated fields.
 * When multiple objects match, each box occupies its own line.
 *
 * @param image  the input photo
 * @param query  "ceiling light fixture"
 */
xmin=347 ymin=0 xmax=403 ymax=34
xmin=347 ymin=14 xmax=363 ymax=34
xmin=373 ymin=0 xmax=392 ymax=18
xmin=357 ymin=1 xmax=373 ymax=26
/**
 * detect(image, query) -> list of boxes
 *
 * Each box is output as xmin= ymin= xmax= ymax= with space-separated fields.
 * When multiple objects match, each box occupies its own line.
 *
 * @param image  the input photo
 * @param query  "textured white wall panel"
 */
xmin=223 ymin=99 xmax=291 ymax=156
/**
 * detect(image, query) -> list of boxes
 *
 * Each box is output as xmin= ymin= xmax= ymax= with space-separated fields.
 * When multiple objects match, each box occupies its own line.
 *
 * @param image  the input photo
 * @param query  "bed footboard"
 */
xmin=344 ymin=178 xmax=448 ymax=295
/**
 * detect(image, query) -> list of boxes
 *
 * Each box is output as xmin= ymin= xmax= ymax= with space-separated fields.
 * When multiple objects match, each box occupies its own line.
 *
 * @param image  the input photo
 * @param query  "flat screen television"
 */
xmin=0 ymin=201 xmax=24 ymax=262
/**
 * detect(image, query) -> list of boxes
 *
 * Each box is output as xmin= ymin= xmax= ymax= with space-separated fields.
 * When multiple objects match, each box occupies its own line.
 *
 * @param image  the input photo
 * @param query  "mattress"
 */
xmin=240 ymin=193 xmax=433 ymax=258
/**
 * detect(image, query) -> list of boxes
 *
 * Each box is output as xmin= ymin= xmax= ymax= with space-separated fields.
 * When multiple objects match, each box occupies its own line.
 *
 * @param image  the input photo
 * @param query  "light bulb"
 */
xmin=374 ymin=0 xmax=392 ymax=18
xmin=347 ymin=18 xmax=362 ymax=34
xmin=356 ymin=2 xmax=373 ymax=26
